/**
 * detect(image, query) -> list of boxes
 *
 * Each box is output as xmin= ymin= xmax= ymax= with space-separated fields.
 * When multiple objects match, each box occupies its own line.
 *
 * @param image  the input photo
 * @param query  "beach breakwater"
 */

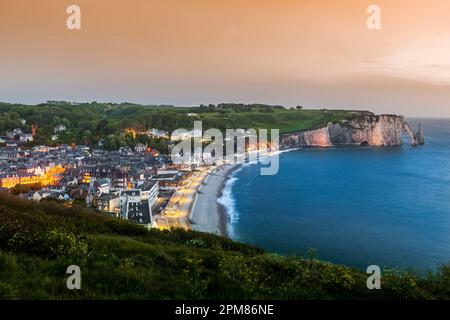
xmin=280 ymin=113 xmax=425 ymax=148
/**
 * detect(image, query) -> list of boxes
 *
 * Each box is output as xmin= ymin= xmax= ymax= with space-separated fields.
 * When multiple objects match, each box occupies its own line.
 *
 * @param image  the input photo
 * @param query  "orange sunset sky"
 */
xmin=1 ymin=0 xmax=449 ymax=116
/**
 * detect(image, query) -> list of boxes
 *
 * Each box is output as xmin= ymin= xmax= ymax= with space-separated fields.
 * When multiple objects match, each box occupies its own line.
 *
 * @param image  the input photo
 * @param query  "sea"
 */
xmin=220 ymin=119 xmax=450 ymax=271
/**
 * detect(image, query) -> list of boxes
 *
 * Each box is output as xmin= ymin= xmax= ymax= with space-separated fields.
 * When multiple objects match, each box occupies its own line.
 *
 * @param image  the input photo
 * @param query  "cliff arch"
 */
xmin=403 ymin=122 xmax=419 ymax=146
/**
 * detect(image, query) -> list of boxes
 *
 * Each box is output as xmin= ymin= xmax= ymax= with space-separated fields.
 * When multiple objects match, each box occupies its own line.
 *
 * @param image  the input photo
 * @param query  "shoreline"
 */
xmin=216 ymin=164 xmax=241 ymax=238
xmin=190 ymin=164 xmax=239 ymax=238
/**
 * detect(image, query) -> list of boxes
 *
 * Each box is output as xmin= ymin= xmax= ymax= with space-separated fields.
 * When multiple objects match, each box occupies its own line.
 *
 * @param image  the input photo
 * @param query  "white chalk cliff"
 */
xmin=280 ymin=113 xmax=424 ymax=148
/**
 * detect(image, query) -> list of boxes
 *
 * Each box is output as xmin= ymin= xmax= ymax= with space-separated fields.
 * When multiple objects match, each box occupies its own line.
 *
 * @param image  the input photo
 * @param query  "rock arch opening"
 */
xmin=403 ymin=122 xmax=424 ymax=146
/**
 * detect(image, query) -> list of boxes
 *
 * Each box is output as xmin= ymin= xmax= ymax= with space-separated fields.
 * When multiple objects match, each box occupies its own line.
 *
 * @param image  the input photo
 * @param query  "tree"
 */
xmin=52 ymin=116 xmax=62 ymax=126
xmin=96 ymin=119 xmax=109 ymax=134
xmin=11 ymin=184 xmax=30 ymax=195
xmin=81 ymin=130 xmax=93 ymax=144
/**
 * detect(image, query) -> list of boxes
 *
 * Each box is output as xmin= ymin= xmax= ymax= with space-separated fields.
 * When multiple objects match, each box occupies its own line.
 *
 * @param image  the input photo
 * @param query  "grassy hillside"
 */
xmin=198 ymin=108 xmax=357 ymax=134
xmin=1 ymin=192 xmax=448 ymax=300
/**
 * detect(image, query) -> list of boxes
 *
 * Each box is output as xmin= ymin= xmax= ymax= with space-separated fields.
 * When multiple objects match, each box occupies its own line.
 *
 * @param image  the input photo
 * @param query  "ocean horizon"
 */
xmin=220 ymin=118 xmax=450 ymax=271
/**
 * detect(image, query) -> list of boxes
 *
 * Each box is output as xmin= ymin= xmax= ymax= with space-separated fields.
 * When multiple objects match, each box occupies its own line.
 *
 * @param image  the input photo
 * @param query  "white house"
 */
xmin=148 ymin=129 xmax=169 ymax=139
xmin=19 ymin=134 xmax=33 ymax=143
xmin=26 ymin=190 xmax=51 ymax=202
xmin=54 ymin=125 xmax=67 ymax=133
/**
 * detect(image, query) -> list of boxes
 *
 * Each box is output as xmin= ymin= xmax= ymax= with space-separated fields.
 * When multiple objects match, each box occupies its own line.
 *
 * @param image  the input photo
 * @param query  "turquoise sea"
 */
xmin=221 ymin=119 xmax=450 ymax=271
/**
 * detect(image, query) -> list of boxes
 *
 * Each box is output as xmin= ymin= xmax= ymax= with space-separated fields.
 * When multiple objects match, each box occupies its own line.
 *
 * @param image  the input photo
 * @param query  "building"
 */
xmin=83 ymin=166 xmax=130 ymax=191
xmin=6 ymin=129 xmax=33 ymax=143
xmin=0 ymin=174 xmax=20 ymax=188
xmin=150 ymin=170 xmax=188 ymax=190
xmin=0 ymin=149 xmax=19 ymax=161
xmin=60 ymin=176 xmax=78 ymax=187
xmin=120 ymin=189 xmax=142 ymax=218
xmin=24 ymin=190 xmax=51 ymax=202
xmin=140 ymin=180 xmax=159 ymax=204
xmin=19 ymin=134 xmax=33 ymax=143
xmin=91 ymin=178 xmax=110 ymax=195
xmin=6 ymin=128 xmax=22 ymax=140
xmin=54 ymin=125 xmax=67 ymax=133
xmin=48 ymin=192 xmax=70 ymax=201
xmin=127 ymin=200 xmax=153 ymax=227
xmin=0 ymin=165 xmax=64 ymax=189
xmin=120 ymin=186 xmax=159 ymax=227
xmin=134 ymin=143 xmax=146 ymax=153
xmin=148 ymin=129 xmax=169 ymax=139
xmin=97 ymin=193 xmax=120 ymax=216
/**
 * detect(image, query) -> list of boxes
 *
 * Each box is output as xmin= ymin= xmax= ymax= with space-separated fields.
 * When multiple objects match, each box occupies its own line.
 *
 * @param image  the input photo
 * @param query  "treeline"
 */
xmin=193 ymin=103 xmax=286 ymax=113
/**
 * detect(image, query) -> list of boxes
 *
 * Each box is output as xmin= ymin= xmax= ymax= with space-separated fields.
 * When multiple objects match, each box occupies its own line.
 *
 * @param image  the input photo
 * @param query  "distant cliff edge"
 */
xmin=280 ymin=112 xmax=425 ymax=148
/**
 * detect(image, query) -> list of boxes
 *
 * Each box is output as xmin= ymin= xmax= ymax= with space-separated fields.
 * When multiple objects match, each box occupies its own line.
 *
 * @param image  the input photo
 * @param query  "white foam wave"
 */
xmin=217 ymin=170 xmax=241 ymax=238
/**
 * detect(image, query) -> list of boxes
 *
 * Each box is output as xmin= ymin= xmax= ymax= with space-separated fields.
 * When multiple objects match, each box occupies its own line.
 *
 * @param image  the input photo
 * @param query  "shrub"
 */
xmin=43 ymin=229 xmax=90 ymax=264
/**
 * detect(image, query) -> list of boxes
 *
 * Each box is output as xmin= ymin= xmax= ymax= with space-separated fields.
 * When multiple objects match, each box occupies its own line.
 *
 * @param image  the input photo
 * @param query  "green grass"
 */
xmin=1 ymin=192 xmax=449 ymax=300
xmin=198 ymin=109 xmax=357 ymax=134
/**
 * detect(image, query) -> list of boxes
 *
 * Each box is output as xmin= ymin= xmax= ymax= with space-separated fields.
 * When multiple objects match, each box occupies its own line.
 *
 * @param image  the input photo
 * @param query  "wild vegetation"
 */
xmin=0 ymin=192 xmax=449 ymax=300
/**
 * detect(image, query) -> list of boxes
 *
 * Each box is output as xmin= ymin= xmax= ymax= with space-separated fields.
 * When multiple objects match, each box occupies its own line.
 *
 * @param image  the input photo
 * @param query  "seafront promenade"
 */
xmin=153 ymin=164 xmax=235 ymax=236
xmin=154 ymin=167 xmax=211 ymax=230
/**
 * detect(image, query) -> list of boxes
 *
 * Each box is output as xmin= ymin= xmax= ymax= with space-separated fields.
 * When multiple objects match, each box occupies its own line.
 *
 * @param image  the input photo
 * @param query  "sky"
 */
xmin=0 ymin=0 xmax=449 ymax=117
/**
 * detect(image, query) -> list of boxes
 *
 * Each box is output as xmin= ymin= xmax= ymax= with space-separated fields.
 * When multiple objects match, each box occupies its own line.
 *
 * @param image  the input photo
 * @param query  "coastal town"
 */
xmin=1 ymin=106 xmax=423 ymax=240
xmin=0 ymin=124 xmax=226 ymax=234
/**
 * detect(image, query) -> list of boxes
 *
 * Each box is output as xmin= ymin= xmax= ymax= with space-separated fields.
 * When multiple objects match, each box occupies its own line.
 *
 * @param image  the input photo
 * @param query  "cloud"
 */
xmin=356 ymin=37 xmax=450 ymax=85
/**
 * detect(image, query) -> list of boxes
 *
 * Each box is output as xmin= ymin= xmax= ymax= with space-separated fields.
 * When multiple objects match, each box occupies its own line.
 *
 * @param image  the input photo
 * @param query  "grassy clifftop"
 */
xmin=0 ymin=193 xmax=449 ymax=300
